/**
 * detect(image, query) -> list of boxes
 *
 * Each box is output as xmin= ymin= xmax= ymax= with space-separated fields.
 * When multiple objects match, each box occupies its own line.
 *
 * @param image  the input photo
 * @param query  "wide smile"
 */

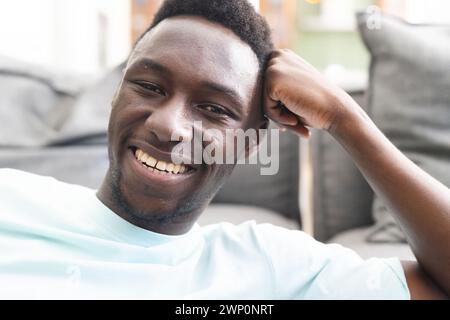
xmin=127 ymin=144 xmax=197 ymax=185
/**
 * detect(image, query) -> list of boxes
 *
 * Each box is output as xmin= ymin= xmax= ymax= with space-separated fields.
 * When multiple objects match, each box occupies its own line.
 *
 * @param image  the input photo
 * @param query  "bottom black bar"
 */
xmin=1 ymin=300 xmax=446 ymax=319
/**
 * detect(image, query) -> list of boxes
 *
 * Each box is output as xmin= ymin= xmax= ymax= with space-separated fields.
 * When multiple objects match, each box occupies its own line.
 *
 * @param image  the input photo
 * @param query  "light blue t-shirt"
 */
xmin=0 ymin=169 xmax=410 ymax=299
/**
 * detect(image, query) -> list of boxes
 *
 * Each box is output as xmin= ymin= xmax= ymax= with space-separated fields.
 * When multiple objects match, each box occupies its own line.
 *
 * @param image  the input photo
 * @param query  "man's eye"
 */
xmin=135 ymin=81 xmax=166 ymax=96
xmin=200 ymin=104 xmax=230 ymax=116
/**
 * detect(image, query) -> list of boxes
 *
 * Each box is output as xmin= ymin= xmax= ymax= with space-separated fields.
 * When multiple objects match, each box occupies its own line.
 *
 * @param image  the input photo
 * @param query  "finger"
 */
xmin=292 ymin=124 xmax=311 ymax=139
xmin=264 ymin=91 xmax=298 ymax=126
xmin=268 ymin=49 xmax=283 ymax=60
xmin=275 ymin=123 xmax=287 ymax=132
xmin=279 ymin=123 xmax=311 ymax=139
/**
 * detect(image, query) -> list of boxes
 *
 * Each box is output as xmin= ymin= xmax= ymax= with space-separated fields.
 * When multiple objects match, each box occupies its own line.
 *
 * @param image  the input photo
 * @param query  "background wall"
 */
xmin=1 ymin=0 xmax=449 ymax=79
xmin=0 ymin=0 xmax=131 ymax=76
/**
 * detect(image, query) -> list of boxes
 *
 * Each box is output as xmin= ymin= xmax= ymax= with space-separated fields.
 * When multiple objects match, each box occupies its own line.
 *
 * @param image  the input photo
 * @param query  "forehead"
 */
xmin=128 ymin=16 xmax=260 ymax=102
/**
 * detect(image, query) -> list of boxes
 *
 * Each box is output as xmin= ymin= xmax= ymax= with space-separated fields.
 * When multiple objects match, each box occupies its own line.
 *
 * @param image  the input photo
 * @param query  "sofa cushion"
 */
xmin=310 ymin=90 xmax=374 ymax=242
xmin=0 ymin=55 xmax=124 ymax=147
xmin=0 ymin=146 xmax=108 ymax=189
xmin=328 ymin=226 xmax=414 ymax=260
xmin=52 ymin=64 xmax=124 ymax=146
xmin=212 ymin=126 xmax=301 ymax=224
xmin=0 ymin=56 xmax=84 ymax=147
xmin=357 ymin=12 xmax=450 ymax=242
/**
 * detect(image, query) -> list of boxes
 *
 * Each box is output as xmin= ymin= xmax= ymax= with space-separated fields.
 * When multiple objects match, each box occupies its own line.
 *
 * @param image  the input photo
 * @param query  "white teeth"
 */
xmin=166 ymin=163 xmax=175 ymax=173
xmin=135 ymin=148 xmax=191 ymax=174
xmin=135 ymin=149 xmax=142 ymax=159
xmin=145 ymin=156 xmax=157 ymax=167
xmin=156 ymin=161 xmax=167 ymax=171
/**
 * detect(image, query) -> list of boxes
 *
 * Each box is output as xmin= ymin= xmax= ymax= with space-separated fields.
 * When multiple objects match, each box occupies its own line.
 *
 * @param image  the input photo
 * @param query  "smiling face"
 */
xmin=97 ymin=16 xmax=265 ymax=235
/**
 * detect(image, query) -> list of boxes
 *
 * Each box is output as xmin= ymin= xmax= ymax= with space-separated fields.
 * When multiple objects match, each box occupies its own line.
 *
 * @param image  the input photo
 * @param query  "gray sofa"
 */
xmin=308 ymin=88 xmax=414 ymax=260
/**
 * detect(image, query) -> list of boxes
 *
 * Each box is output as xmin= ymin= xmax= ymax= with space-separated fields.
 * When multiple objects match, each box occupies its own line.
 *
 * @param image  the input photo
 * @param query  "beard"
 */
xmin=107 ymin=160 xmax=228 ymax=230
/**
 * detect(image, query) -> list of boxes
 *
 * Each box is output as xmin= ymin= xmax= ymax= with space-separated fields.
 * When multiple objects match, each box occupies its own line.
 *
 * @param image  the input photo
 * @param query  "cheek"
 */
xmin=109 ymin=91 xmax=149 ymax=141
xmin=202 ymin=127 xmax=250 ymax=165
xmin=107 ymin=112 xmax=137 ymax=163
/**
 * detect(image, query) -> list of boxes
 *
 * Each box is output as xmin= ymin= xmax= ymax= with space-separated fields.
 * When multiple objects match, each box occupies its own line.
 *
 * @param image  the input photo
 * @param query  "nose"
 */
xmin=144 ymin=97 xmax=193 ymax=144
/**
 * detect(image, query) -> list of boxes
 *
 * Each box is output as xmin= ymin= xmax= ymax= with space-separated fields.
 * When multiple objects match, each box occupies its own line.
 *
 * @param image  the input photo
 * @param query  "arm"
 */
xmin=402 ymin=261 xmax=447 ymax=299
xmin=264 ymin=49 xmax=450 ymax=299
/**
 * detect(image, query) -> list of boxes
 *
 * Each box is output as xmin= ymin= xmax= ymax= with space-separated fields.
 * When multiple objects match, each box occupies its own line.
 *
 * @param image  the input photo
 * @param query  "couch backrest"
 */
xmin=212 ymin=125 xmax=301 ymax=223
xmin=308 ymin=90 xmax=374 ymax=242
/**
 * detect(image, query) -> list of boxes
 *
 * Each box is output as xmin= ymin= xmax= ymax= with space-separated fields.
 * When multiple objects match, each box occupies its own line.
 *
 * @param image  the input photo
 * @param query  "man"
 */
xmin=0 ymin=0 xmax=448 ymax=299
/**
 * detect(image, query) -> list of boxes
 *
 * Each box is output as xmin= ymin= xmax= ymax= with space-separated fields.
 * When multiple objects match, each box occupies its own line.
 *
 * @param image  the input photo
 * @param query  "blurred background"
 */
xmin=1 ymin=0 xmax=450 ymax=80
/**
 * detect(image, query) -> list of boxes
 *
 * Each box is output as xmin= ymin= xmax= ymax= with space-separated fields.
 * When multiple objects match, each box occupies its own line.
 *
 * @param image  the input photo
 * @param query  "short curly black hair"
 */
xmin=136 ymin=0 xmax=274 ymax=68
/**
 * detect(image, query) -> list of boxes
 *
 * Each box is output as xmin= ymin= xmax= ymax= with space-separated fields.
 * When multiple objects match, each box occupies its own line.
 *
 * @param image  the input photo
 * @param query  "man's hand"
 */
xmin=264 ymin=49 xmax=359 ymax=137
xmin=264 ymin=49 xmax=450 ymax=299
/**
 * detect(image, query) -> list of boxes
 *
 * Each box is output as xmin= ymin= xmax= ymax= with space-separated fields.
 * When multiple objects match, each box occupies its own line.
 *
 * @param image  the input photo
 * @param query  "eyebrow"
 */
xmin=130 ymin=58 xmax=173 ymax=77
xmin=201 ymin=81 xmax=245 ymax=115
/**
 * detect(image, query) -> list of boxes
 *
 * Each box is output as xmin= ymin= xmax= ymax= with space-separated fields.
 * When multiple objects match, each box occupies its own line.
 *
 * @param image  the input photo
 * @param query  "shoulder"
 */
xmin=0 ymin=169 xmax=55 ymax=200
xmin=0 ymin=168 xmax=91 ymax=195
xmin=0 ymin=168 xmax=58 ymax=189
xmin=401 ymin=261 xmax=448 ymax=299
xmin=199 ymin=221 xmax=411 ymax=298
xmin=0 ymin=168 xmax=42 ymax=181
xmin=199 ymin=221 xmax=317 ymax=254
xmin=0 ymin=168 xmax=94 ymax=226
